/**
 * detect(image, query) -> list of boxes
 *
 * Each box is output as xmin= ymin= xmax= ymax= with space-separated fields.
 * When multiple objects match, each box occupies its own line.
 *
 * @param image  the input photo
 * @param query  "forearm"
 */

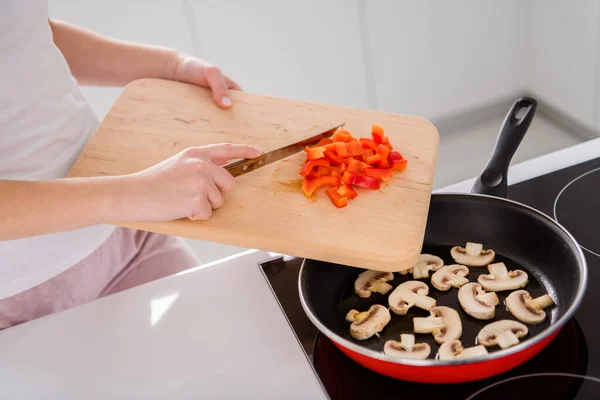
xmin=0 ymin=177 xmax=132 ymax=241
xmin=48 ymin=19 xmax=179 ymax=86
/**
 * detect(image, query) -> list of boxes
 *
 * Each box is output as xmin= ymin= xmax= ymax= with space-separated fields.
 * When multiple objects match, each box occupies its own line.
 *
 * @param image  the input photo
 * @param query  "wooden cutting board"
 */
xmin=69 ymin=78 xmax=439 ymax=272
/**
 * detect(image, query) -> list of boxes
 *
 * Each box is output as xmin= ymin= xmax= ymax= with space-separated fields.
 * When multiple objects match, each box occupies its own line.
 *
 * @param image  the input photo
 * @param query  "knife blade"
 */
xmin=223 ymin=123 xmax=345 ymax=177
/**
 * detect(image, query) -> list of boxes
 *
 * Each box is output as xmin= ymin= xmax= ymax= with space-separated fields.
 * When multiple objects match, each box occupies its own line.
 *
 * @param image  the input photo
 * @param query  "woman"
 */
xmin=0 ymin=1 xmax=261 ymax=329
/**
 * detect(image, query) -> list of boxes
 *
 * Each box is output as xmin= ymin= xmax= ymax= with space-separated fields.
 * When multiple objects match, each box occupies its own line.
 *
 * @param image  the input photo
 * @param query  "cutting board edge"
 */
xmin=110 ymin=218 xmax=424 ymax=272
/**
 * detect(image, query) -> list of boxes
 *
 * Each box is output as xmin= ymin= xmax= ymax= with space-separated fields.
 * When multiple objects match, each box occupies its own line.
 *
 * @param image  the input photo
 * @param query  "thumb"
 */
xmin=203 ymin=143 xmax=263 ymax=164
xmin=202 ymin=65 xmax=233 ymax=109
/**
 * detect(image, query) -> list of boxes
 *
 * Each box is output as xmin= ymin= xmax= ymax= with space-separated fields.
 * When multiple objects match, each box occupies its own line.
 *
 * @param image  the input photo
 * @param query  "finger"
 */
xmin=211 ymin=163 xmax=236 ymax=194
xmin=202 ymin=65 xmax=233 ymax=109
xmin=225 ymin=76 xmax=242 ymax=91
xmin=203 ymin=143 xmax=263 ymax=165
xmin=206 ymin=179 xmax=224 ymax=209
xmin=188 ymin=198 xmax=212 ymax=221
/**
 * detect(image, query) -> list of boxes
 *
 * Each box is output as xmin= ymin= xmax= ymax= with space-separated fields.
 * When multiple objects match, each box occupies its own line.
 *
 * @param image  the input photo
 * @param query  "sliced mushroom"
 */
xmin=457 ymin=282 xmax=500 ymax=320
xmin=354 ymin=270 xmax=394 ymax=298
xmin=430 ymin=264 xmax=470 ymax=291
xmin=384 ymin=334 xmax=431 ymax=359
xmin=478 ymin=262 xmax=528 ymax=292
xmin=477 ymin=320 xmax=528 ymax=349
xmin=505 ymin=290 xmax=555 ymax=324
xmin=345 ymin=304 xmax=391 ymax=340
xmin=413 ymin=306 xmax=462 ymax=344
xmin=450 ymin=242 xmax=495 ymax=267
xmin=412 ymin=254 xmax=444 ymax=279
xmin=388 ymin=281 xmax=436 ymax=315
xmin=437 ymin=339 xmax=489 ymax=361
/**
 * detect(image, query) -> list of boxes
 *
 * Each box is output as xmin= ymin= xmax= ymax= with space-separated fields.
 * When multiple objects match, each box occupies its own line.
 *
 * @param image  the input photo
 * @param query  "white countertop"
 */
xmin=1 ymin=137 xmax=599 ymax=399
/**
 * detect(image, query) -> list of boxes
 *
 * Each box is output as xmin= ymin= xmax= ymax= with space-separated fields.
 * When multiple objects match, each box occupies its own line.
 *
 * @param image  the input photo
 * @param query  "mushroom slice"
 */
xmin=505 ymin=290 xmax=555 ymax=324
xmin=477 ymin=320 xmax=528 ymax=349
xmin=478 ymin=262 xmax=528 ymax=292
xmin=384 ymin=334 xmax=431 ymax=359
xmin=431 ymin=264 xmax=470 ymax=291
xmin=413 ymin=306 xmax=462 ymax=344
xmin=450 ymin=242 xmax=495 ymax=267
xmin=412 ymin=254 xmax=444 ymax=279
xmin=388 ymin=281 xmax=436 ymax=315
xmin=345 ymin=304 xmax=391 ymax=340
xmin=354 ymin=270 xmax=394 ymax=298
xmin=457 ymin=282 xmax=500 ymax=320
xmin=437 ymin=339 xmax=489 ymax=361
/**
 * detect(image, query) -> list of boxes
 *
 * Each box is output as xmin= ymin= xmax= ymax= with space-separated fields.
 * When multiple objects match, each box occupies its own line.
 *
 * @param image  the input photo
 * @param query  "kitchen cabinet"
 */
xmin=528 ymin=0 xmax=600 ymax=131
xmin=187 ymin=0 xmax=371 ymax=110
xmin=48 ymin=0 xmax=194 ymax=119
xmin=365 ymin=0 xmax=523 ymax=121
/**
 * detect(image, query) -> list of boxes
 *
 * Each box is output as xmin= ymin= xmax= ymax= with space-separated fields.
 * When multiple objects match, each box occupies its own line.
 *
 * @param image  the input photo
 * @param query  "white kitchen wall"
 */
xmin=528 ymin=0 xmax=600 ymax=130
xmin=365 ymin=0 xmax=523 ymax=120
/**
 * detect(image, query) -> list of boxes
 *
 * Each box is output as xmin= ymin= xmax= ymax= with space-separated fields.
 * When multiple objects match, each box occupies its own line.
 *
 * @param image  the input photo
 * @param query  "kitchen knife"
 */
xmin=223 ymin=123 xmax=345 ymax=177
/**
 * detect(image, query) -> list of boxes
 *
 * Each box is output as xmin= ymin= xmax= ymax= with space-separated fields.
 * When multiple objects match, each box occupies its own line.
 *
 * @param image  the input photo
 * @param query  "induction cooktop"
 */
xmin=259 ymin=156 xmax=600 ymax=400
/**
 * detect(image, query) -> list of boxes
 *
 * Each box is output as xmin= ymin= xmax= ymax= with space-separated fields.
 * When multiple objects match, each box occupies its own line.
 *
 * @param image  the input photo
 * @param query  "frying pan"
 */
xmin=298 ymin=97 xmax=588 ymax=384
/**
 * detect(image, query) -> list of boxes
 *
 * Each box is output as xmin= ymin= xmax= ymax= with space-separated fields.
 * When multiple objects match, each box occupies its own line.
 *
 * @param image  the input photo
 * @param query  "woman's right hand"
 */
xmin=124 ymin=143 xmax=262 ymax=222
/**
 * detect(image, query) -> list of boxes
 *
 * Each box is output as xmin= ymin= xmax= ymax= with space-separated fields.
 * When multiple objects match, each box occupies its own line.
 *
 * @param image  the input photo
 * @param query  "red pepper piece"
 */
xmin=364 ymin=153 xmax=381 ymax=165
xmin=302 ymin=175 xmax=340 ymax=199
xmin=388 ymin=151 xmax=408 ymax=171
xmin=376 ymin=143 xmax=391 ymax=168
xmin=324 ymin=150 xmax=347 ymax=166
xmin=364 ymin=167 xmax=394 ymax=182
xmin=372 ymin=124 xmax=389 ymax=144
xmin=345 ymin=141 xmax=364 ymax=157
xmin=351 ymin=173 xmax=381 ymax=190
xmin=362 ymin=148 xmax=375 ymax=157
xmin=347 ymin=159 xmax=364 ymax=174
xmin=305 ymin=146 xmax=326 ymax=160
xmin=335 ymin=142 xmax=349 ymax=157
xmin=313 ymin=138 xmax=333 ymax=147
xmin=299 ymin=159 xmax=330 ymax=177
xmin=342 ymin=171 xmax=356 ymax=185
xmin=337 ymin=183 xmax=358 ymax=199
xmin=332 ymin=128 xmax=357 ymax=143
xmin=326 ymin=187 xmax=348 ymax=208
xmin=360 ymin=138 xmax=378 ymax=151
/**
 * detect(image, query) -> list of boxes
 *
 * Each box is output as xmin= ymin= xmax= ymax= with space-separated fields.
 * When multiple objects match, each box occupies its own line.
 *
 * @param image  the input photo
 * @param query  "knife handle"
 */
xmin=223 ymin=153 xmax=269 ymax=177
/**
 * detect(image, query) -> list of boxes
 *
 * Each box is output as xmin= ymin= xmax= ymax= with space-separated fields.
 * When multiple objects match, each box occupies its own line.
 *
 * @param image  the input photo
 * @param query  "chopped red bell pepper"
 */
xmin=332 ymin=128 xmax=357 ymax=143
xmin=350 ymin=173 xmax=380 ymax=190
xmin=299 ymin=159 xmax=330 ymax=177
xmin=335 ymin=142 xmax=363 ymax=158
xmin=342 ymin=171 xmax=355 ymax=185
xmin=362 ymin=148 xmax=375 ymax=157
xmin=326 ymin=187 xmax=348 ymax=208
xmin=376 ymin=143 xmax=391 ymax=168
xmin=360 ymin=138 xmax=378 ymax=151
xmin=324 ymin=150 xmax=347 ymax=166
xmin=372 ymin=124 xmax=389 ymax=144
xmin=364 ymin=167 xmax=394 ymax=182
xmin=388 ymin=151 xmax=408 ymax=171
xmin=345 ymin=141 xmax=364 ymax=157
xmin=313 ymin=137 xmax=333 ymax=147
xmin=347 ymin=159 xmax=364 ymax=174
xmin=302 ymin=175 xmax=339 ymax=199
xmin=337 ymin=183 xmax=358 ymax=199
xmin=364 ymin=153 xmax=381 ymax=165
xmin=305 ymin=146 xmax=326 ymax=160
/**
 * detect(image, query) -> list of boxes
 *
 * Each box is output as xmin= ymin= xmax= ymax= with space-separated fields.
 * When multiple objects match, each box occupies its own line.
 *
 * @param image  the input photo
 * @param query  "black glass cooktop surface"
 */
xmin=259 ymin=156 xmax=600 ymax=400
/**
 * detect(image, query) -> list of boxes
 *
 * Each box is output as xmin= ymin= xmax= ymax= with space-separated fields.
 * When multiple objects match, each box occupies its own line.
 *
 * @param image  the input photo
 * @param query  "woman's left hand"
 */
xmin=171 ymin=54 xmax=242 ymax=109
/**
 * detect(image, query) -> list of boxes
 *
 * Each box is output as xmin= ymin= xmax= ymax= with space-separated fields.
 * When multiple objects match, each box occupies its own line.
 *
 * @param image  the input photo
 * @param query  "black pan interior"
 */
xmin=300 ymin=194 xmax=585 ymax=359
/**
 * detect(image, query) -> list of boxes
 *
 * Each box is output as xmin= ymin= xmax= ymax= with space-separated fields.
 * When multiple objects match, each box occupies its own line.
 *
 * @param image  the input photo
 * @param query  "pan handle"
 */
xmin=470 ymin=97 xmax=537 ymax=198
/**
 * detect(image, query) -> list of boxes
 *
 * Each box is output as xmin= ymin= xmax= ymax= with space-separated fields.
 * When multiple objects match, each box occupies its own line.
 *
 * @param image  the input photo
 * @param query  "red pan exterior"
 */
xmin=330 ymin=329 xmax=561 ymax=384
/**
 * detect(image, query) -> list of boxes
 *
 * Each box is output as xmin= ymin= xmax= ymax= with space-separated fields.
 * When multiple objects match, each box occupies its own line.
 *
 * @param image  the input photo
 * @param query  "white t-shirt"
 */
xmin=0 ymin=1 xmax=116 ymax=299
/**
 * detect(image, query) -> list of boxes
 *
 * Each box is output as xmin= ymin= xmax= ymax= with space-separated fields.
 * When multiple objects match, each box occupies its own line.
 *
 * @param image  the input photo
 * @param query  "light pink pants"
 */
xmin=0 ymin=227 xmax=199 ymax=330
